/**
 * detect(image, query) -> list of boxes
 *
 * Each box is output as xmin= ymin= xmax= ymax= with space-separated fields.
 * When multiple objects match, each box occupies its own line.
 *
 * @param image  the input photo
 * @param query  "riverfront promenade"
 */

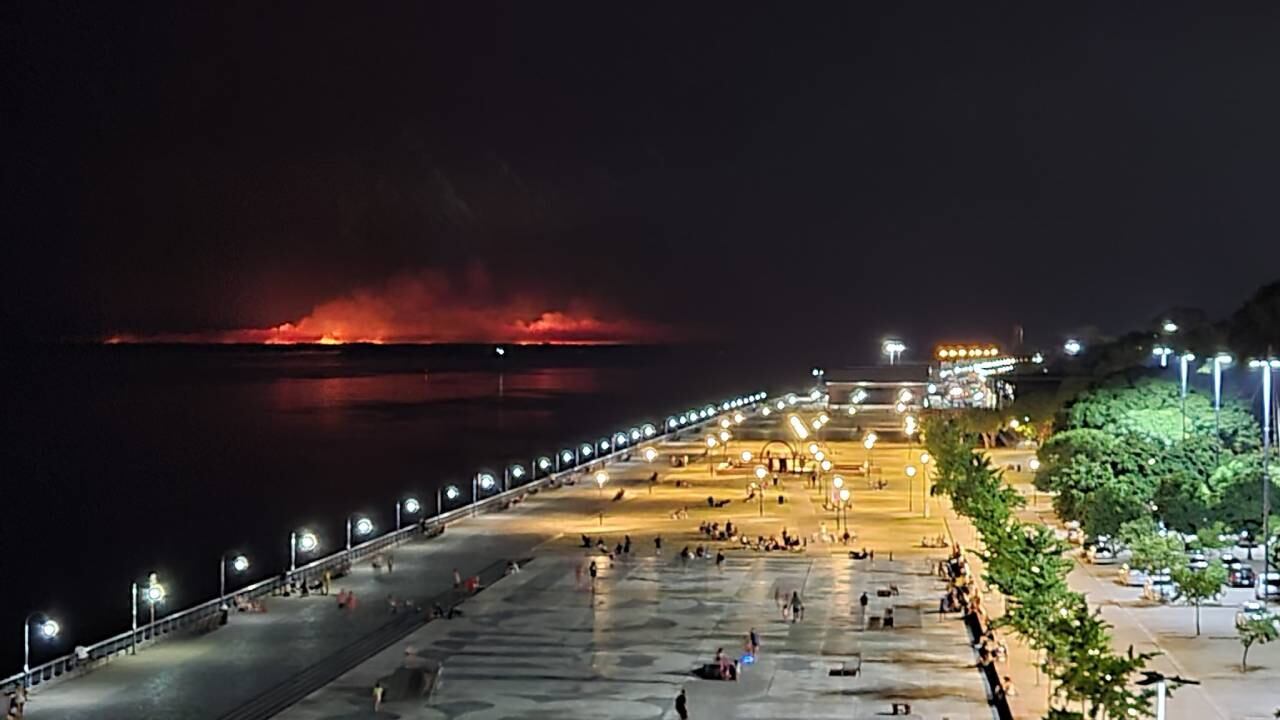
xmin=21 ymin=409 xmax=995 ymax=719
xmin=276 ymin=417 xmax=994 ymax=718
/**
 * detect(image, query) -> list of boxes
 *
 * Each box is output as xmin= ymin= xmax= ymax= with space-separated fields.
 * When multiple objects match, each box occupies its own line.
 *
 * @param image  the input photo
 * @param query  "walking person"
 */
xmin=624 ymin=534 xmax=632 ymax=554
xmin=453 ymin=568 xmax=462 ymax=589
xmin=386 ymin=553 xmax=394 ymax=574
xmin=372 ymin=681 xmax=385 ymax=713
xmin=654 ymin=535 xmax=663 ymax=555
xmin=749 ymin=627 xmax=760 ymax=656
xmin=790 ymin=591 xmax=804 ymax=623
xmin=589 ymin=560 xmax=598 ymax=592
xmin=675 ymin=688 xmax=689 ymax=719
xmin=321 ymin=568 xmax=331 ymax=595
xmin=715 ymin=550 xmax=725 ymax=568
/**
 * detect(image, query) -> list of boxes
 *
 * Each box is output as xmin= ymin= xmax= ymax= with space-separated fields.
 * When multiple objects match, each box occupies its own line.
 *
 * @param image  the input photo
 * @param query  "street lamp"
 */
xmin=473 ymin=472 xmax=497 ymax=517
xmin=839 ymin=487 xmax=851 ymax=532
xmin=905 ymin=465 xmax=918 ymax=512
xmin=220 ymin=553 xmax=250 ymax=603
xmin=1213 ymin=353 xmax=1233 ymax=452
xmin=398 ymin=497 xmax=421 ymax=529
xmin=1162 ymin=321 xmax=1179 ymax=334
xmin=754 ymin=465 xmax=768 ymax=481
xmin=1179 ymin=352 xmax=1196 ymax=438
xmin=748 ymin=481 xmax=765 ymax=516
xmin=883 ymin=339 xmax=906 ymax=365
xmin=1250 ymin=357 xmax=1278 ymax=599
xmin=644 ymin=447 xmax=659 ymax=463
xmin=787 ymin=414 xmax=809 ymax=440
xmin=346 ymin=515 xmax=374 ymax=550
xmin=740 ymin=450 xmax=753 ymax=463
xmin=920 ymin=452 xmax=932 ymax=517
xmin=291 ymin=530 xmax=319 ymax=571
xmin=594 ymin=470 xmax=609 ymax=499
xmin=1064 ymin=338 xmax=1083 ymax=356
xmin=136 ymin=572 xmax=167 ymax=642
xmin=23 ymin=614 xmax=60 ymax=688
xmin=863 ymin=432 xmax=878 ymax=471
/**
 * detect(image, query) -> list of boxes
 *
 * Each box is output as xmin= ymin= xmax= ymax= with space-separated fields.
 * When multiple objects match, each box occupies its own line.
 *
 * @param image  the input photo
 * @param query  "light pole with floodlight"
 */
xmin=1250 ymin=357 xmax=1278 ymax=601
xmin=1179 ymin=352 xmax=1196 ymax=439
xmin=346 ymin=515 xmax=374 ymax=550
xmin=397 ymin=497 xmax=421 ymax=530
xmin=839 ymin=488 xmax=851 ymax=532
xmin=1213 ymin=353 xmax=1233 ymax=460
xmin=23 ymin=614 xmax=60 ymax=688
xmin=291 ymin=529 xmax=318 ymax=572
xmin=220 ymin=553 xmax=250 ymax=603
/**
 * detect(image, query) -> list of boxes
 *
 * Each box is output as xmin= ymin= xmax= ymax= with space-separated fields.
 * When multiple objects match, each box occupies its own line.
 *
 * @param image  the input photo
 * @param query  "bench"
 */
xmin=827 ymin=654 xmax=862 ymax=677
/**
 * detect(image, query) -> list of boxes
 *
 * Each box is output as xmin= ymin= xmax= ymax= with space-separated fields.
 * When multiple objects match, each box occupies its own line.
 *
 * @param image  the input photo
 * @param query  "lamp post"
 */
xmin=23 ymin=614 xmax=60 ymax=688
xmin=220 ymin=554 xmax=250 ymax=603
xmin=347 ymin=515 xmax=374 ymax=550
xmin=839 ymin=488 xmax=851 ymax=532
xmin=291 ymin=529 xmax=318 ymax=572
xmin=1152 ymin=345 xmax=1173 ymax=368
xmin=594 ymin=470 xmax=609 ymax=499
xmin=905 ymin=465 xmax=918 ymax=512
xmin=863 ymin=432 xmax=878 ymax=474
xmin=1251 ymin=357 xmax=1278 ymax=602
xmin=749 ymin=481 xmax=765 ymax=517
xmin=920 ymin=452 xmax=932 ymax=518
xmin=1179 ymin=352 xmax=1196 ymax=439
xmin=883 ymin=339 xmax=906 ymax=365
xmin=832 ymin=476 xmax=845 ymax=528
xmin=1064 ymin=338 xmax=1082 ymax=356
xmin=1213 ymin=353 xmax=1233 ymax=459
xmin=474 ymin=472 xmax=497 ymax=517
xmin=397 ymin=497 xmax=421 ymax=530
xmin=138 ymin=572 xmax=166 ymax=641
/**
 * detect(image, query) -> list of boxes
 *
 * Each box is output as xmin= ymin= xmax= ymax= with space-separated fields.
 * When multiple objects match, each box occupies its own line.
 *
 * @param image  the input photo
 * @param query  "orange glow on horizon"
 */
xmin=102 ymin=271 xmax=666 ymax=346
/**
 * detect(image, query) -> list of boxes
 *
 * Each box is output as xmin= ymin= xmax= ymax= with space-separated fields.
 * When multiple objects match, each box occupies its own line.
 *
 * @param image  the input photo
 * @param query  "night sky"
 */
xmin=4 ymin=2 xmax=1279 ymax=351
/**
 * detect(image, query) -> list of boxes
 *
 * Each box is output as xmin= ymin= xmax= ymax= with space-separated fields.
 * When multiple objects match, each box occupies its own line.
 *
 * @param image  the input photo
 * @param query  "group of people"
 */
xmin=773 ymin=587 xmax=805 ymax=622
xmin=697 ymin=520 xmax=735 ymax=541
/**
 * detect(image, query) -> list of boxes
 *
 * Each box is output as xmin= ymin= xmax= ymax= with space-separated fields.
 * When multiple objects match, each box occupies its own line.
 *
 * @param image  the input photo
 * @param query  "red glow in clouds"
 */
xmin=107 ymin=271 xmax=664 ymax=345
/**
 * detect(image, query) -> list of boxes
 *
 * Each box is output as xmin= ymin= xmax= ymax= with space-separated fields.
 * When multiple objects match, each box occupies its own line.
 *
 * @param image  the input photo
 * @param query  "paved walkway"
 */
xmin=275 ymin=417 xmax=995 ymax=718
xmin=21 ymin=413 xmax=997 ymax=719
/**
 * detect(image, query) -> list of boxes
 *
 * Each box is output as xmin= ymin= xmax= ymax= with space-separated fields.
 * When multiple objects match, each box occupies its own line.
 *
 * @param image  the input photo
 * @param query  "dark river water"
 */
xmin=0 ymin=343 xmax=798 ymax=672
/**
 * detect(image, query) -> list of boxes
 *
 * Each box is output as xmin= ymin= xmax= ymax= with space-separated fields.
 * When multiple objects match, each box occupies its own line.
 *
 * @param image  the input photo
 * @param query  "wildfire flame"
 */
xmin=103 ymin=270 xmax=664 ymax=345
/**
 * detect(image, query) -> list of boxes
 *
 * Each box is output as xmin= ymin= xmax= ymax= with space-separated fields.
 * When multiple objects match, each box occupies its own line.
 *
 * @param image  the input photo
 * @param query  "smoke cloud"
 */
xmin=106 ymin=269 xmax=665 ymax=345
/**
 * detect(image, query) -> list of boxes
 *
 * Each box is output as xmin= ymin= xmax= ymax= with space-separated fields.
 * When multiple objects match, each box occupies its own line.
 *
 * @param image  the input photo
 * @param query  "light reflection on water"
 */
xmin=1 ymin=344 xmax=777 ymax=669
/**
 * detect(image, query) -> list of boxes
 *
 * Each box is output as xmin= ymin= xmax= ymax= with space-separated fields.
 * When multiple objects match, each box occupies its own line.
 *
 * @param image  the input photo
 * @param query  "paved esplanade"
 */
xmin=278 ymin=414 xmax=993 ymax=719
xmin=24 ymin=410 xmax=994 ymax=719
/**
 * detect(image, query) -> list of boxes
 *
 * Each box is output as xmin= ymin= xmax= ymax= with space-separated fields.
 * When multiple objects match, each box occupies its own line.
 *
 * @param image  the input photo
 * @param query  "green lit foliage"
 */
xmin=1171 ymin=561 xmax=1227 ymax=636
xmin=1238 ymin=612 xmax=1280 ymax=673
xmin=1118 ymin=518 xmax=1184 ymax=574
xmin=1066 ymin=378 xmax=1258 ymax=453
xmin=924 ymin=415 xmax=1156 ymax=718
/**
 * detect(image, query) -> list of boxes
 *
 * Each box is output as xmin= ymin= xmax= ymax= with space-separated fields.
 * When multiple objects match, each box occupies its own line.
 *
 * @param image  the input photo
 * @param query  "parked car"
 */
xmin=1257 ymin=572 xmax=1280 ymax=600
xmin=1065 ymin=521 xmax=1084 ymax=545
xmin=1117 ymin=565 xmax=1148 ymax=587
xmin=1237 ymin=601 xmax=1271 ymax=627
xmin=1186 ymin=552 xmax=1209 ymax=571
xmin=1229 ymin=566 xmax=1256 ymax=588
xmin=1087 ymin=545 xmax=1120 ymax=565
xmin=1219 ymin=553 xmax=1242 ymax=570
xmin=1143 ymin=573 xmax=1177 ymax=602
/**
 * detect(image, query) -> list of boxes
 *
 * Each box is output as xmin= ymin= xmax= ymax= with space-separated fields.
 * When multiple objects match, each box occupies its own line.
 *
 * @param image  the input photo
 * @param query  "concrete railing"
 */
xmin=4 ymin=391 xmax=768 ymax=694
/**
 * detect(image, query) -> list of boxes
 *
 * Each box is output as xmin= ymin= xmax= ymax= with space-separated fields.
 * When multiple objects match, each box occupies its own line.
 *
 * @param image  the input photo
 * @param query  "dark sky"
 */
xmin=4 ymin=2 xmax=1279 ymax=351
